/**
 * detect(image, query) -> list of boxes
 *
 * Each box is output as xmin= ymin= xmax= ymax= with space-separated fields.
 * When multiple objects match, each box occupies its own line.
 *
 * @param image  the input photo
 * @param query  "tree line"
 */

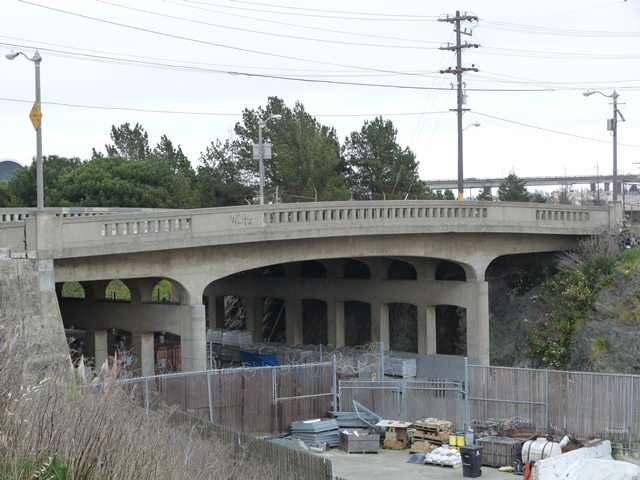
xmin=0 ymin=96 xmax=538 ymax=208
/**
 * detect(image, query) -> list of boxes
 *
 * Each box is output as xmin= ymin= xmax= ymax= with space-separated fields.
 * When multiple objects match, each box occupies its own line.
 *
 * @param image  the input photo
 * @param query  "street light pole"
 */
xmin=6 ymin=49 xmax=44 ymax=210
xmin=583 ymin=89 xmax=625 ymax=203
xmin=257 ymin=114 xmax=282 ymax=205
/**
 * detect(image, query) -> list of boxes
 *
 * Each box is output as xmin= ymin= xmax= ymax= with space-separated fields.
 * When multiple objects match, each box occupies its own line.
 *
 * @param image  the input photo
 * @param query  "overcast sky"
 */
xmin=1 ymin=0 xmax=639 ymax=190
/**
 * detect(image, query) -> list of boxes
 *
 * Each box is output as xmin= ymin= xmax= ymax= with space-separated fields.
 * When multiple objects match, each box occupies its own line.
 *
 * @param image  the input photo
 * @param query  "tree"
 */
xmin=497 ymin=173 xmax=530 ymax=202
xmin=342 ymin=116 xmax=423 ymax=200
xmin=54 ymin=156 xmax=174 ymax=207
xmin=102 ymin=123 xmax=150 ymax=161
xmin=0 ymin=182 xmax=9 ymax=207
xmin=2 ymin=156 xmax=82 ymax=207
xmin=197 ymin=139 xmax=255 ymax=207
xmin=151 ymin=135 xmax=192 ymax=176
xmin=233 ymin=97 xmax=349 ymax=203
xmin=529 ymin=191 xmax=548 ymax=204
xmin=476 ymin=186 xmax=493 ymax=201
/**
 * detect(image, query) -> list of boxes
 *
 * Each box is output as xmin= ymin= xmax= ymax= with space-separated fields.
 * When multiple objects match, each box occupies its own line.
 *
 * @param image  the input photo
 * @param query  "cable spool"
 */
xmin=522 ymin=437 xmax=562 ymax=463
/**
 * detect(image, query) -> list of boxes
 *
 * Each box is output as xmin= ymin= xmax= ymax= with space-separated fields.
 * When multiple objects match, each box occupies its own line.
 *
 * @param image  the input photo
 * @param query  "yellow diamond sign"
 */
xmin=29 ymin=102 xmax=42 ymax=130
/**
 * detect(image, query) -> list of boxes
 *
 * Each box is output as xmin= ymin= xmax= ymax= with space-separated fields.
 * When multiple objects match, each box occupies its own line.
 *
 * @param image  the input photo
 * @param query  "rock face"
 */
xmin=568 ymin=270 xmax=640 ymax=373
xmin=486 ymin=253 xmax=556 ymax=367
xmin=0 ymin=256 xmax=71 ymax=379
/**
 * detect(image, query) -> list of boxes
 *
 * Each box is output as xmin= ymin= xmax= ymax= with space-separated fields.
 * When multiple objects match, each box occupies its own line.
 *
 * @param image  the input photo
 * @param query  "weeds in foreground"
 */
xmin=0 ymin=327 xmax=270 ymax=480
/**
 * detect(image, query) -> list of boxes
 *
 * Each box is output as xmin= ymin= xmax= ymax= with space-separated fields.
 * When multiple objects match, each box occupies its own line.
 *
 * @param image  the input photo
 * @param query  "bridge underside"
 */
xmin=54 ymin=232 xmax=575 ymax=375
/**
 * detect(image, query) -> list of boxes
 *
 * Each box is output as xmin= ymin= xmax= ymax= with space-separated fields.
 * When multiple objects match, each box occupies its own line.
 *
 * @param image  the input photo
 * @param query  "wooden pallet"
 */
xmin=425 ymin=461 xmax=462 ymax=469
xmin=414 ymin=418 xmax=453 ymax=431
xmin=412 ymin=430 xmax=451 ymax=443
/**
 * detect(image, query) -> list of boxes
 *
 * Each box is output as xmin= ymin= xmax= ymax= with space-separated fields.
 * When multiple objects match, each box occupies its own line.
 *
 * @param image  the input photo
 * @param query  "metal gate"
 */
xmin=339 ymin=379 xmax=466 ymax=429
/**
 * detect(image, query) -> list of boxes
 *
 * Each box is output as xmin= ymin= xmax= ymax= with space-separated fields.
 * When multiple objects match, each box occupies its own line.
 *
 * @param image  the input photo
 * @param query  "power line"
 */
xmin=481 ymin=18 xmax=640 ymax=37
xmin=473 ymin=111 xmax=640 ymax=148
xmin=478 ymin=46 xmax=640 ymax=60
xmin=227 ymin=0 xmax=437 ymax=19
xmin=0 ymin=35 xmax=437 ymax=76
xmin=0 ymin=96 xmax=451 ymax=117
xmin=183 ymin=0 xmax=436 ymax=21
xmin=162 ymin=0 xmax=436 ymax=45
xmin=0 ymin=39 xmax=549 ymax=92
xmin=98 ymin=0 xmax=438 ymax=50
xmin=18 ymin=0 xmax=437 ymax=78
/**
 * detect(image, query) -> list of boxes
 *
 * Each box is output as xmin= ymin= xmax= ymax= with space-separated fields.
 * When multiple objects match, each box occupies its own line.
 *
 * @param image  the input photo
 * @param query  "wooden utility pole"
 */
xmin=439 ymin=12 xmax=479 ymax=200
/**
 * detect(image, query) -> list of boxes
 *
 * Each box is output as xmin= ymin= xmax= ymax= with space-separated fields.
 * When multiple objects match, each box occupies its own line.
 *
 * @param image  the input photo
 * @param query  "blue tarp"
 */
xmin=240 ymin=350 xmax=279 ymax=367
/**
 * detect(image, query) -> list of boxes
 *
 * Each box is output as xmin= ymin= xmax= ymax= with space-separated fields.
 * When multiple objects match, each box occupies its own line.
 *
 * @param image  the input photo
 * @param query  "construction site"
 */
xmin=114 ymin=332 xmax=640 ymax=479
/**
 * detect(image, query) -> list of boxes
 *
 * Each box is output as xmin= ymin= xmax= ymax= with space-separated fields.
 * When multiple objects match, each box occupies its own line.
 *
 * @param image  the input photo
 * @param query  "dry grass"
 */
xmin=0 ymin=327 xmax=272 ymax=480
xmin=558 ymin=234 xmax=619 ymax=275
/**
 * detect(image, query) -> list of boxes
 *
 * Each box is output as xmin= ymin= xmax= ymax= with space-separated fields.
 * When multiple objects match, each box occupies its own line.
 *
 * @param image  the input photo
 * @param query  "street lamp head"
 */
xmin=5 ymin=51 xmax=20 ymax=60
xmin=270 ymin=114 xmax=282 ymax=120
xmin=583 ymin=91 xmax=595 ymax=97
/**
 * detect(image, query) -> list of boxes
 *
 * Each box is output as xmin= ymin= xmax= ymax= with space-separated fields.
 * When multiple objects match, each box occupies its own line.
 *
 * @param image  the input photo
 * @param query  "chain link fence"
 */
xmin=469 ymin=365 xmax=640 ymax=451
xmin=339 ymin=379 xmax=465 ymax=427
xmin=120 ymin=362 xmax=335 ymax=435
xmin=338 ymin=362 xmax=640 ymax=453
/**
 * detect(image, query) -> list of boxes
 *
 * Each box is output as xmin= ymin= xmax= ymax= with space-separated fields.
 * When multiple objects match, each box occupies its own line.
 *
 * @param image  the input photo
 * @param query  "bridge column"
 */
xmin=181 ymin=304 xmax=207 ymax=372
xmin=371 ymin=303 xmax=390 ymax=351
xmin=466 ymin=281 xmax=490 ymax=365
xmin=91 ymin=329 xmax=108 ymax=371
xmin=327 ymin=300 xmax=345 ymax=347
xmin=211 ymin=295 xmax=225 ymax=329
xmin=285 ymin=298 xmax=303 ymax=345
xmin=417 ymin=305 xmax=437 ymax=355
xmin=246 ymin=297 xmax=264 ymax=342
xmin=132 ymin=332 xmax=154 ymax=377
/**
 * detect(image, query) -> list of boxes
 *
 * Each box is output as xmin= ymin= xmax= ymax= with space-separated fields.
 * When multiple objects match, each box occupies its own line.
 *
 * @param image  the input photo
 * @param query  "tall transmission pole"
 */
xmin=439 ymin=11 xmax=479 ymax=200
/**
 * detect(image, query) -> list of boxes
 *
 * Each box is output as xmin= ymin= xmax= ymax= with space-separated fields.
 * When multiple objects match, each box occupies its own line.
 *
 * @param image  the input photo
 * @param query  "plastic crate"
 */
xmin=476 ymin=436 xmax=524 ymax=468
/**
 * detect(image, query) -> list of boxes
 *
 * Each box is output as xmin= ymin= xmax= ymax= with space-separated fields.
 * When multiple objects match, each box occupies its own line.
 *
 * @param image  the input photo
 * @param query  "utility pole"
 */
xmin=439 ymin=12 xmax=479 ymax=201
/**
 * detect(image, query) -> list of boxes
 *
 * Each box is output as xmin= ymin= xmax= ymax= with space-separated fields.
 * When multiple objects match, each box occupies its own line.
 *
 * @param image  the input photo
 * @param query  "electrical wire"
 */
xmin=477 ymin=46 xmax=640 ymax=60
xmin=0 ymin=35 xmax=437 ymax=76
xmin=0 ymin=96 xmax=451 ymax=117
xmin=473 ymin=112 xmax=640 ymax=148
xmin=227 ymin=0 xmax=438 ymax=19
xmin=481 ymin=18 xmax=639 ymax=37
xmin=183 ymin=0 xmax=436 ymax=21
xmin=161 ymin=0 xmax=436 ymax=45
xmin=97 ymin=0 xmax=439 ymax=50
xmin=0 ymin=40 xmax=550 ymax=92
xmin=18 ymin=0 xmax=437 ymax=78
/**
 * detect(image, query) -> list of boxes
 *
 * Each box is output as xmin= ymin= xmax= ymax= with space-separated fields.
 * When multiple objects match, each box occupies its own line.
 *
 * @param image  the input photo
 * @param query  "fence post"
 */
xmin=207 ymin=371 xmax=214 ymax=424
xmin=544 ymin=370 xmax=549 ymax=431
xmin=628 ymin=376 xmax=635 ymax=451
xmin=144 ymin=377 xmax=149 ymax=412
xmin=379 ymin=341 xmax=385 ymax=380
xmin=272 ymin=367 xmax=278 ymax=433
xmin=332 ymin=355 xmax=338 ymax=413
xmin=464 ymin=357 xmax=470 ymax=431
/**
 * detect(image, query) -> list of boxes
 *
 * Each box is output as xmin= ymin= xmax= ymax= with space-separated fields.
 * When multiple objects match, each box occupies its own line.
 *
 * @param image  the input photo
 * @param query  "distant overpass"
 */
xmin=425 ymin=174 xmax=639 ymax=190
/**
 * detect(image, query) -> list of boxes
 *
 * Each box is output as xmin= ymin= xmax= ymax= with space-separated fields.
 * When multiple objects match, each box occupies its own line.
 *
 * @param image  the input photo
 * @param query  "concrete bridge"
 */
xmin=0 ymin=200 xmax=619 ymax=374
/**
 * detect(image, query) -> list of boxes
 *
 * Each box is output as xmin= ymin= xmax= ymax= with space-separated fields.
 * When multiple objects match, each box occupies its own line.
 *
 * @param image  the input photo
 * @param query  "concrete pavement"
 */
xmin=325 ymin=448 xmax=510 ymax=480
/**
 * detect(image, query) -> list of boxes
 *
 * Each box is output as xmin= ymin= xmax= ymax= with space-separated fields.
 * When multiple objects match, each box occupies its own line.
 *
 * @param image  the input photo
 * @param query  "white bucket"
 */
xmin=465 ymin=433 xmax=474 ymax=446
xmin=522 ymin=437 xmax=562 ymax=463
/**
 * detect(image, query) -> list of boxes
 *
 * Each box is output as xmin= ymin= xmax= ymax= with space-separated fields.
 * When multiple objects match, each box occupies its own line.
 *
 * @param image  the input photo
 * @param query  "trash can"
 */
xmin=460 ymin=445 xmax=483 ymax=478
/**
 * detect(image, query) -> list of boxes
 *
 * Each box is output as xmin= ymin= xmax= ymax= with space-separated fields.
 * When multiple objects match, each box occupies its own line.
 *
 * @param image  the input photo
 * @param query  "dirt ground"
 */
xmin=324 ymin=448 xmax=509 ymax=480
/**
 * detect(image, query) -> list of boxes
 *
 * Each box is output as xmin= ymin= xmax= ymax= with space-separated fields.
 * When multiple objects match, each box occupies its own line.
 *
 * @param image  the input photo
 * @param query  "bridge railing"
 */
xmin=0 ymin=201 xmax=616 ymax=257
xmin=0 ymin=207 xmax=176 ymax=223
